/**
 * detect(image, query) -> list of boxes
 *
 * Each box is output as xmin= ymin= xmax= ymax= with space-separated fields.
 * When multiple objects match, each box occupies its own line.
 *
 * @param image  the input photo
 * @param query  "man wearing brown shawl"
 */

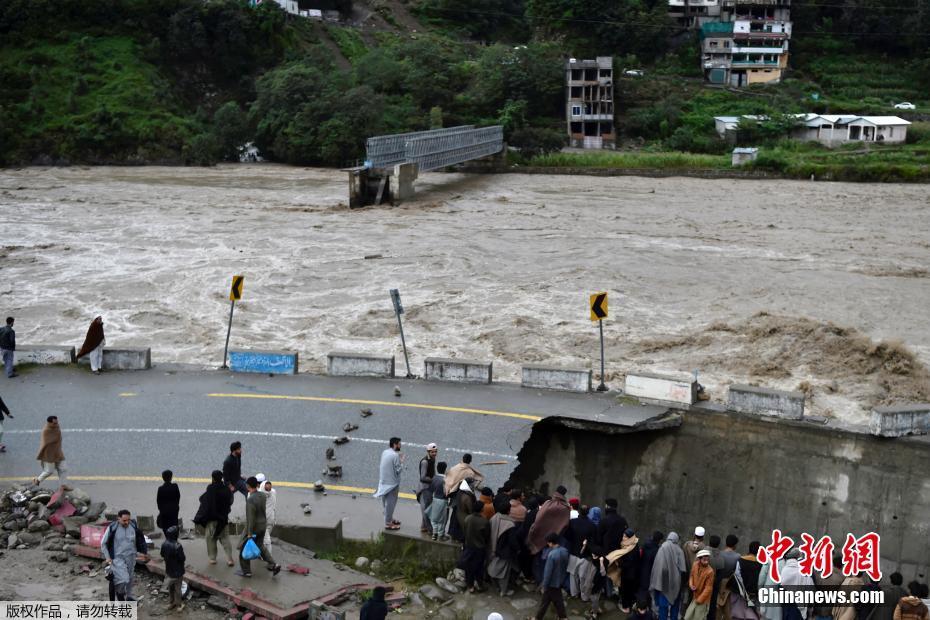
xmin=76 ymin=316 xmax=106 ymax=374
xmin=527 ymin=485 xmax=572 ymax=554
xmin=34 ymin=416 xmax=70 ymax=489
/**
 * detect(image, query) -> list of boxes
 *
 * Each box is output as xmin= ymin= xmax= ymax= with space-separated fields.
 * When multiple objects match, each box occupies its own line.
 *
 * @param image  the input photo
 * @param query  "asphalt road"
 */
xmin=0 ymin=365 xmax=648 ymax=495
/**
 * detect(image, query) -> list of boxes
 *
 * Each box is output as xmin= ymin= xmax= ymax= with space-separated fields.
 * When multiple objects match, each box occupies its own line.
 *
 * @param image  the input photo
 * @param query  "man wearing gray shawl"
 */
xmin=373 ymin=437 xmax=404 ymax=530
xmin=651 ymin=532 xmax=688 ymax=620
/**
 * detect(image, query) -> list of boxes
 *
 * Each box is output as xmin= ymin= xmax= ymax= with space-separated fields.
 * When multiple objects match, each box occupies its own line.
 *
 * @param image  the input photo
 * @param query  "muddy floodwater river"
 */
xmin=2 ymin=165 xmax=929 ymax=424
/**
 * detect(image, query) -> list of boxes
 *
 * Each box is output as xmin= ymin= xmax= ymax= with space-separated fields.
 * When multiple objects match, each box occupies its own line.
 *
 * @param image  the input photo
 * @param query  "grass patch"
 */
xmin=526 ymin=150 xmax=730 ymax=170
xmin=325 ymin=25 xmax=368 ymax=64
xmin=751 ymin=141 xmax=930 ymax=181
xmin=314 ymin=535 xmax=454 ymax=587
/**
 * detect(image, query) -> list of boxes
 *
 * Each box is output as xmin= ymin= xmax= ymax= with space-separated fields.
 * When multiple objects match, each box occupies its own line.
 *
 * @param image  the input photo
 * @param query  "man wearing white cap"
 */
xmin=417 ymin=443 xmax=438 ymax=535
xmin=683 ymin=526 xmax=707 ymax=611
xmin=685 ymin=549 xmax=715 ymax=620
xmin=255 ymin=473 xmax=277 ymax=556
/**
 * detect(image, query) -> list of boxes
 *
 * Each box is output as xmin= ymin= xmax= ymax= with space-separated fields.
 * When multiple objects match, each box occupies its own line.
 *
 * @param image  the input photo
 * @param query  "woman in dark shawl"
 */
xmin=76 ymin=316 xmax=105 ymax=373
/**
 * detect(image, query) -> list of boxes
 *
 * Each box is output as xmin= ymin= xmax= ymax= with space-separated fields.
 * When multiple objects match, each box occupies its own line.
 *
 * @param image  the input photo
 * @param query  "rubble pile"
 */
xmin=1 ymin=485 xmax=106 ymax=555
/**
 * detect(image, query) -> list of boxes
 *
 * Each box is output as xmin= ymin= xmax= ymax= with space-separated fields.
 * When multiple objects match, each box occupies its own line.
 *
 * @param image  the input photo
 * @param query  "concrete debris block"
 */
xmin=301 ymin=504 xmax=312 ymax=515
xmin=3 ymin=520 xmax=20 ymax=531
xmin=727 ymin=384 xmax=805 ymax=420
xmin=360 ymin=408 xmax=373 ymax=417
xmin=370 ymin=559 xmax=382 ymax=571
xmin=435 ymin=577 xmax=460 ymax=594
xmin=84 ymin=502 xmax=106 ymax=520
xmin=870 ymin=404 xmax=930 ymax=437
xmin=66 ymin=489 xmax=92 ymax=506
xmin=27 ymin=519 xmax=50 ymax=533
xmin=36 ymin=504 xmax=50 ymax=521
xmin=313 ymin=481 xmax=325 ymax=492
xmin=49 ymin=551 xmax=69 ymax=563
xmin=333 ymin=436 xmax=349 ymax=445
xmin=418 ymin=584 xmax=448 ymax=602
xmin=325 ymin=465 xmax=343 ymax=478
xmin=61 ymin=516 xmax=87 ymax=538
xmin=205 ymin=595 xmax=232 ymax=612
xmin=437 ymin=607 xmax=457 ymax=619
xmin=136 ymin=515 xmax=156 ymax=532
xmin=394 ymin=386 xmax=402 ymax=397
xmin=7 ymin=534 xmax=19 ymax=549
xmin=325 ymin=448 xmax=335 ymax=461
xmin=354 ymin=557 xmax=370 ymax=569
xmin=286 ymin=564 xmax=310 ymax=575
xmin=408 ymin=592 xmax=425 ymax=607
xmin=342 ymin=423 xmax=358 ymax=433
xmin=16 ymin=532 xmax=41 ymax=546
xmin=32 ymin=494 xmax=52 ymax=505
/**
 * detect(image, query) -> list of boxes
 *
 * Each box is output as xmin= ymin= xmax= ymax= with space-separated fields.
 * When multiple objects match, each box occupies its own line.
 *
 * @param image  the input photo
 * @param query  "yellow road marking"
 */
xmin=0 ymin=476 xmax=417 ymax=500
xmin=119 ymin=392 xmax=137 ymax=397
xmin=207 ymin=392 xmax=543 ymax=421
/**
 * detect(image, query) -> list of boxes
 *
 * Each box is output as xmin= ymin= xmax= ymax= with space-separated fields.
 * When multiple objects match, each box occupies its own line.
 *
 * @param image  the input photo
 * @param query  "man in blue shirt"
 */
xmin=535 ymin=532 xmax=569 ymax=619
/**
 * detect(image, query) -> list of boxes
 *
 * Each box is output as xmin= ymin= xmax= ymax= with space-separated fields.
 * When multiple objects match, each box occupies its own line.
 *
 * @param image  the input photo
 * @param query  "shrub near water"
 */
xmin=527 ymin=151 xmax=730 ymax=169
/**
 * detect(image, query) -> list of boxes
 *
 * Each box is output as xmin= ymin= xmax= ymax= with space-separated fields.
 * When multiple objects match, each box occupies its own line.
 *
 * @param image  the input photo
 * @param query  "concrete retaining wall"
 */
xmin=522 ymin=364 xmax=591 ymax=393
xmin=728 ymin=384 xmax=805 ymax=420
xmin=273 ymin=521 xmax=344 ymax=553
xmin=424 ymin=357 xmax=492 ymax=384
xmin=77 ymin=348 xmax=151 ymax=370
xmin=327 ymin=351 xmax=395 ymax=378
xmin=14 ymin=345 xmax=75 ymax=365
xmin=509 ymin=411 xmax=930 ymax=580
xmin=870 ymin=404 xmax=930 ymax=437
xmin=624 ymin=372 xmax=696 ymax=409
xmin=228 ymin=350 xmax=298 ymax=375
xmin=382 ymin=530 xmax=459 ymax=569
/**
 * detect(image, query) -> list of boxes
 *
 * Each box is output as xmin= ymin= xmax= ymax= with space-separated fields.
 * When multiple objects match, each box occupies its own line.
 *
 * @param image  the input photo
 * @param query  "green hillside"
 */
xmin=1 ymin=0 xmax=929 ymax=168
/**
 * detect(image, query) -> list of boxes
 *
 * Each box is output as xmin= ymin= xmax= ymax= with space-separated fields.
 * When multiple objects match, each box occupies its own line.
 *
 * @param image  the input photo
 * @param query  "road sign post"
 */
xmin=589 ymin=292 xmax=609 ymax=392
xmin=222 ymin=275 xmax=244 ymax=369
xmin=390 ymin=288 xmax=413 ymax=378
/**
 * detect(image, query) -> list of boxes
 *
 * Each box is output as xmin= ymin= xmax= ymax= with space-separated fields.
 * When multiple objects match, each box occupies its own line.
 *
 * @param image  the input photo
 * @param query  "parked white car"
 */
xmin=893 ymin=102 xmax=916 ymax=110
xmin=623 ymin=69 xmax=645 ymax=77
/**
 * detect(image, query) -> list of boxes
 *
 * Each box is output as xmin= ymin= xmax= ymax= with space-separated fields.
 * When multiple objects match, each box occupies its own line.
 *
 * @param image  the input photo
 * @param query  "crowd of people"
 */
xmin=384 ymin=441 xmax=930 ymax=620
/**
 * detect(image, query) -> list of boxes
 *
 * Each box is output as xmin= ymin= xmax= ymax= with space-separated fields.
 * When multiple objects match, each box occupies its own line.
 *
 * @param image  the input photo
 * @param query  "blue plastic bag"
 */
xmin=242 ymin=536 xmax=261 ymax=561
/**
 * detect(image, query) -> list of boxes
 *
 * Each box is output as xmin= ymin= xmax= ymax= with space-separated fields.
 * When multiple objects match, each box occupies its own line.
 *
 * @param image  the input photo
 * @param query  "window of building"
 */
xmin=571 ymin=105 xmax=582 ymax=117
xmin=571 ymin=87 xmax=582 ymax=98
xmin=570 ymin=122 xmax=582 ymax=134
xmin=710 ymin=41 xmax=718 ymax=48
xmin=584 ymin=69 xmax=597 ymax=80
xmin=889 ymin=127 xmax=894 ymax=137
xmin=571 ymin=69 xmax=582 ymax=81
xmin=724 ymin=40 xmax=731 ymax=48
xmin=599 ymin=69 xmax=611 ymax=78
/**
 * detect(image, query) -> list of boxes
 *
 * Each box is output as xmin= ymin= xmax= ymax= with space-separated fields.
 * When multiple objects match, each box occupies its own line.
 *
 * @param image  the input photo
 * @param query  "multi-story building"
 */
xmin=565 ymin=57 xmax=615 ymax=149
xmin=669 ymin=0 xmax=721 ymax=29
xmin=678 ymin=0 xmax=791 ymax=86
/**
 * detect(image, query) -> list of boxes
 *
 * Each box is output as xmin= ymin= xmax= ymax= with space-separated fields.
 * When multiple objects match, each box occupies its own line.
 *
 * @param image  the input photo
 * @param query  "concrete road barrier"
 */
xmin=228 ymin=349 xmax=298 ymax=375
xmin=870 ymin=404 xmax=930 ymax=437
xmin=326 ymin=351 xmax=395 ymax=378
xmin=624 ymin=372 xmax=697 ymax=409
xmin=727 ymin=384 xmax=805 ymax=420
xmin=522 ymin=364 xmax=591 ymax=393
xmin=424 ymin=357 xmax=492 ymax=384
xmin=77 ymin=347 xmax=152 ymax=370
xmin=14 ymin=345 xmax=76 ymax=365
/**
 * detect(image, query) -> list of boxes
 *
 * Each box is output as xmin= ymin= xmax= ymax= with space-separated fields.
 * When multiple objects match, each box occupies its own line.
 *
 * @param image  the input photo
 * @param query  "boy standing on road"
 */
xmin=1 ymin=317 xmax=16 ymax=378
xmin=160 ymin=526 xmax=187 ymax=611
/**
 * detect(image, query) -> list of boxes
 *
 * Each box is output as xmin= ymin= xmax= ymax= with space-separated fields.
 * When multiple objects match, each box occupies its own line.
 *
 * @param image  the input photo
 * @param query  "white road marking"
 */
xmin=5 ymin=428 xmax=517 ymax=460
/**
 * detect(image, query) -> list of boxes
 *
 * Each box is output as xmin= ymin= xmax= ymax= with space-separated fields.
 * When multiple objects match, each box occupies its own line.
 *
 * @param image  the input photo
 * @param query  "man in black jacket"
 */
xmin=194 ymin=470 xmax=235 ymax=566
xmin=160 ymin=526 xmax=186 ymax=611
xmin=156 ymin=470 xmax=180 ymax=536
xmin=566 ymin=505 xmax=598 ymax=597
xmin=0 ymin=317 xmax=15 ymax=378
xmin=597 ymin=498 xmax=628 ymax=553
xmin=223 ymin=441 xmax=246 ymax=500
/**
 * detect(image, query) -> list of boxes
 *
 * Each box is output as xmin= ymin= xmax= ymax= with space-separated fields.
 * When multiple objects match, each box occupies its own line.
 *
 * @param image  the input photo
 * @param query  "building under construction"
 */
xmin=565 ymin=57 xmax=615 ymax=149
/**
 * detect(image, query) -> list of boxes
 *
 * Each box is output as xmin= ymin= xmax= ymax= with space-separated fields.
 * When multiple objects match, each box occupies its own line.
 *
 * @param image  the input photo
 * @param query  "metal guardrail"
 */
xmin=365 ymin=125 xmax=503 ymax=171
xmin=365 ymin=126 xmax=474 ymax=169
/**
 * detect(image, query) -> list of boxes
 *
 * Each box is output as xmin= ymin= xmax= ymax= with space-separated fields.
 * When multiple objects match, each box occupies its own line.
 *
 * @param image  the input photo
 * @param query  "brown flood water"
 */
xmin=2 ymin=165 xmax=929 ymax=424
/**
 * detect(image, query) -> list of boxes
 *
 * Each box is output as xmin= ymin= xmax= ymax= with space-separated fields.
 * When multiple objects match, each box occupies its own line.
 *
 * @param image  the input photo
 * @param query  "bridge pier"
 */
xmin=392 ymin=162 xmax=418 ymax=201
